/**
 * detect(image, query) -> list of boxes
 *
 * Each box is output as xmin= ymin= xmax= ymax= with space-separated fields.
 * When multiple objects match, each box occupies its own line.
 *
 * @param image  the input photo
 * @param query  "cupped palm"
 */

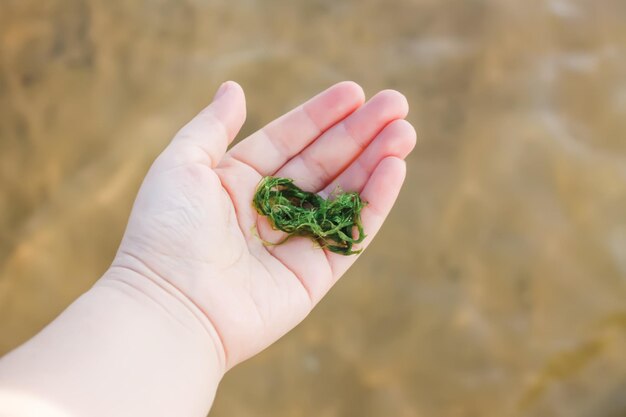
xmin=110 ymin=81 xmax=416 ymax=370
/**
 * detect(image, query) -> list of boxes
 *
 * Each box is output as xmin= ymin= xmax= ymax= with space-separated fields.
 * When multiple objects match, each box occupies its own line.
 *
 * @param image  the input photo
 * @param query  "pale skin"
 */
xmin=0 ymin=81 xmax=416 ymax=417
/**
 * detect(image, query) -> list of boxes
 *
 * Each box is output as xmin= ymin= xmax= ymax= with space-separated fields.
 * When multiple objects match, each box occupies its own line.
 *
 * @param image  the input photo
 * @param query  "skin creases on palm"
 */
xmin=109 ymin=81 xmax=416 ymax=369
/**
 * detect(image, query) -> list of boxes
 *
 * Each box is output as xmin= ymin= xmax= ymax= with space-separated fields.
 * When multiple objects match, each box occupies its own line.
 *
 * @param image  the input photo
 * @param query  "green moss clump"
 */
xmin=252 ymin=176 xmax=366 ymax=255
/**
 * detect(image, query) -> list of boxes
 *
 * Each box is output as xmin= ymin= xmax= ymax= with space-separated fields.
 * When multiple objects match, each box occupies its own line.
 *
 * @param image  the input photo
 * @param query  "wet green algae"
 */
xmin=252 ymin=176 xmax=366 ymax=255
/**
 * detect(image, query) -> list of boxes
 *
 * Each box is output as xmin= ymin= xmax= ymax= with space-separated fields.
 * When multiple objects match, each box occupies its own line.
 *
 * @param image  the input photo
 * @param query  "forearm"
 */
xmin=0 ymin=268 xmax=223 ymax=417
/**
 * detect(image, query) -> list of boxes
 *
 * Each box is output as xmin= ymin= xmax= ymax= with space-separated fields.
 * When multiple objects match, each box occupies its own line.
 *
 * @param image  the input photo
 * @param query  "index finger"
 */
xmin=225 ymin=81 xmax=365 ymax=175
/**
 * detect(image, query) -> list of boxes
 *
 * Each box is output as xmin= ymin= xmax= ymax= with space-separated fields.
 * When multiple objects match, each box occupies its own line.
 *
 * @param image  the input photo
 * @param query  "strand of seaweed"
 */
xmin=252 ymin=176 xmax=366 ymax=255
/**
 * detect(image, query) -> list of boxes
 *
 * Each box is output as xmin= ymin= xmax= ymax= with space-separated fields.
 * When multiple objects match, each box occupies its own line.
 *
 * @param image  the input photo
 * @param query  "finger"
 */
xmin=226 ymin=81 xmax=365 ymax=175
xmin=325 ymin=156 xmax=407 ymax=279
xmin=170 ymin=81 xmax=247 ymax=167
xmin=275 ymin=90 xmax=409 ymax=192
xmin=319 ymin=119 xmax=416 ymax=198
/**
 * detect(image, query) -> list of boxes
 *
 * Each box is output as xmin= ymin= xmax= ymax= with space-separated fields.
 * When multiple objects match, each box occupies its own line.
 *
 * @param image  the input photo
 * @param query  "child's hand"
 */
xmin=107 ymin=81 xmax=416 ymax=371
xmin=0 ymin=81 xmax=415 ymax=417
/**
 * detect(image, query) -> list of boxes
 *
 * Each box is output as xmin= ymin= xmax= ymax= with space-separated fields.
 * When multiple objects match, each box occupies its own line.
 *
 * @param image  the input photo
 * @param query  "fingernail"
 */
xmin=213 ymin=82 xmax=229 ymax=100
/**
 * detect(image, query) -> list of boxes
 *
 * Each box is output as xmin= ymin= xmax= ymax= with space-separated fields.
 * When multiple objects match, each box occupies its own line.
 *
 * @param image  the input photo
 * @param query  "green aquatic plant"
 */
xmin=252 ymin=176 xmax=366 ymax=255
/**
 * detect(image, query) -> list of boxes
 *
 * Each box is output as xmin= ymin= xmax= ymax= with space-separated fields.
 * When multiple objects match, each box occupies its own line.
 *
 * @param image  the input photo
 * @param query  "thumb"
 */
xmin=171 ymin=81 xmax=247 ymax=167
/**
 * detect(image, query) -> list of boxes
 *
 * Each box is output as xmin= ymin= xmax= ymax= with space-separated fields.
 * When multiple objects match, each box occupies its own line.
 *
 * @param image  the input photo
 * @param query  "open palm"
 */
xmin=109 ymin=81 xmax=416 ymax=370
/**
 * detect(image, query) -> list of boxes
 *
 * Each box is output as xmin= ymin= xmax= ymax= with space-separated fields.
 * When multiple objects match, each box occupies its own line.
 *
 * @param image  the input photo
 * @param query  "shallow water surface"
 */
xmin=1 ymin=1 xmax=626 ymax=416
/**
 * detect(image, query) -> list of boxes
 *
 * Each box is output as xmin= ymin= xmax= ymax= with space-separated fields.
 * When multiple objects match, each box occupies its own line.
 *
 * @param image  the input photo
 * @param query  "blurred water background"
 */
xmin=1 ymin=0 xmax=626 ymax=416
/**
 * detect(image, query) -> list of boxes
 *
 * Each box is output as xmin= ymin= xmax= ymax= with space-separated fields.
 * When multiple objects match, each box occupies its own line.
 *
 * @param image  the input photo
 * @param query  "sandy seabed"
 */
xmin=1 ymin=1 xmax=626 ymax=416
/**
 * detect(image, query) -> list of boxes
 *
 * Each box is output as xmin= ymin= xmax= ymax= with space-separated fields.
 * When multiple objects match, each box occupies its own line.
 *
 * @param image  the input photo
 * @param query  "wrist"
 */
xmin=0 ymin=268 xmax=224 ymax=417
xmin=99 ymin=266 xmax=226 ymax=377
